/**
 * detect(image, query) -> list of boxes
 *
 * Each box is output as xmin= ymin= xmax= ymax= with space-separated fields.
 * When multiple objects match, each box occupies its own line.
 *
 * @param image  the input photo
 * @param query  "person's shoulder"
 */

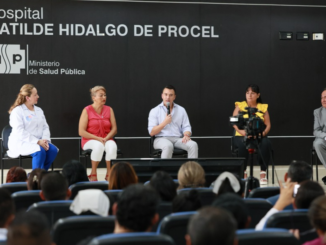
xmin=34 ymin=105 xmax=43 ymax=112
xmin=175 ymin=103 xmax=187 ymax=113
xmin=257 ymin=103 xmax=268 ymax=112
xmin=314 ymin=107 xmax=323 ymax=114
xmin=235 ymin=101 xmax=247 ymax=110
xmin=11 ymin=105 xmax=24 ymax=115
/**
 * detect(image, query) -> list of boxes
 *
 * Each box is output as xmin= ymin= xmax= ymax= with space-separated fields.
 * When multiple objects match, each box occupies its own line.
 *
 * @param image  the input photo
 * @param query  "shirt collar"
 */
xmin=21 ymin=104 xmax=40 ymax=111
xmin=159 ymin=102 xmax=178 ymax=108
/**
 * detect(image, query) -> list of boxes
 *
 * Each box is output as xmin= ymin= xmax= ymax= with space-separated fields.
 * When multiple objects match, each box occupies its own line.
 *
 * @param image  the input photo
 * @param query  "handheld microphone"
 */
xmin=166 ymin=102 xmax=170 ymax=115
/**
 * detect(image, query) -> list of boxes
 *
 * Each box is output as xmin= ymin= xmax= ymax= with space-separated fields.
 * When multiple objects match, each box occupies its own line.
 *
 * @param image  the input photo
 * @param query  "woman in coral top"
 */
xmin=232 ymin=84 xmax=272 ymax=185
xmin=79 ymin=86 xmax=117 ymax=181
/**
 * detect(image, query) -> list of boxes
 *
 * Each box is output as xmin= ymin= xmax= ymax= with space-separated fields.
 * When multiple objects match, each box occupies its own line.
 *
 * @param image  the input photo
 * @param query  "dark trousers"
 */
xmin=232 ymin=136 xmax=272 ymax=171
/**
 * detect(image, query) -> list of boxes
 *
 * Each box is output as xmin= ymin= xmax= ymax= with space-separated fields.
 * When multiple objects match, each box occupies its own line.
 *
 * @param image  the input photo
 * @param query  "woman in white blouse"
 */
xmin=7 ymin=84 xmax=58 ymax=170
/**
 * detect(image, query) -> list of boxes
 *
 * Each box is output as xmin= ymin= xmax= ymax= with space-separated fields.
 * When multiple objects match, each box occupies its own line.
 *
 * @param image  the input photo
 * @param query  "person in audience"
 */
xmin=178 ymin=161 xmax=205 ymax=189
xmin=7 ymin=210 xmax=53 ymax=245
xmin=256 ymin=180 xmax=324 ymax=230
xmin=6 ymin=167 xmax=27 ymax=183
xmin=62 ymin=159 xmax=89 ymax=186
xmin=0 ymin=189 xmax=15 ymax=240
xmin=267 ymin=160 xmax=313 ymax=210
xmin=149 ymin=171 xmax=177 ymax=202
xmin=27 ymin=168 xmax=45 ymax=190
xmin=212 ymin=172 xmax=244 ymax=197
xmin=40 ymin=172 xmax=71 ymax=201
xmin=212 ymin=193 xmax=251 ymax=229
xmin=79 ymin=85 xmax=118 ymax=181
xmin=7 ymin=84 xmax=58 ymax=171
xmin=173 ymin=189 xmax=201 ymax=212
xmin=108 ymin=162 xmax=138 ymax=190
xmin=112 ymin=184 xmax=160 ymax=233
xmin=185 ymin=206 xmax=237 ymax=245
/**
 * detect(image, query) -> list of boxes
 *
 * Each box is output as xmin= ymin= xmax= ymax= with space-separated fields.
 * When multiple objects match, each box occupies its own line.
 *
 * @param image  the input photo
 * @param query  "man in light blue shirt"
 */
xmin=148 ymin=85 xmax=198 ymax=158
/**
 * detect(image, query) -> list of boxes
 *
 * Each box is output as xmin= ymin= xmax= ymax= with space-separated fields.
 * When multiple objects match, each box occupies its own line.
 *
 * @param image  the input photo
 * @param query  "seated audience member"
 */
xmin=178 ymin=161 xmax=205 ymax=189
xmin=7 ymin=210 xmax=53 ymax=245
xmin=6 ymin=167 xmax=27 ymax=183
xmin=112 ymin=184 xmax=160 ymax=233
xmin=267 ymin=160 xmax=312 ymax=209
xmin=70 ymin=189 xmax=110 ymax=216
xmin=27 ymin=169 xmax=45 ymax=190
xmin=256 ymin=180 xmax=324 ymax=230
xmin=108 ymin=162 xmax=138 ymax=190
xmin=40 ymin=172 xmax=71 ymax=201
xmin=173 ymin=189 xmax=201 ymax=212
xmin=212 ymin=193 xmax=251 ymax=229
xmin=185 ymin=206 xmax=237 ymax=245
xmin=0 ymin=189 xmax=15 ymax=240
xmin=212 ymin=172 xmax=244 ymax=198
xmin=149 ymin=171 xmax=177 ymax=202
xmin=62 ymin=159 xmax=89 ymax=186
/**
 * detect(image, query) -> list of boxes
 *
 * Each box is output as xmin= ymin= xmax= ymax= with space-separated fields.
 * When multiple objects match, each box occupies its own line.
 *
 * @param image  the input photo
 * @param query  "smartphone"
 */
xmin=293 ymin=184 xmax=300 ymax=197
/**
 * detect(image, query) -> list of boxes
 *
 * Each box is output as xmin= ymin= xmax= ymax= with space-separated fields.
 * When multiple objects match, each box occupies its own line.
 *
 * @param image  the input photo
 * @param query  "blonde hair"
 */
xmin=178 ymin=161 xmax=206 ymax=189
xmin=8 ymin=84 xmax=35 ymax=114
xmin=90 ymin=86 xmax=106 ymax=100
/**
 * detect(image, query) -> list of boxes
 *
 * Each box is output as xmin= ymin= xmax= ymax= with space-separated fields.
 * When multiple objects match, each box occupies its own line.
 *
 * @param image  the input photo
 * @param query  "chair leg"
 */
xmin=1 ymin=159 xmax=3 ymax=184
xmin=311 ymin=149 xmax=314 ymax=181
xmin=51 ymin=162 xmax=54 ymax=171
xmin=315 ymin=151 xmax=319 ymax=181
xmin=19 ymin=156 xmax=22 ymax=167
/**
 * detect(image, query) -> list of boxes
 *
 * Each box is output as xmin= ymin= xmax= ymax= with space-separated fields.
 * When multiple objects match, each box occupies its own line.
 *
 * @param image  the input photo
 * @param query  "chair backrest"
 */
xmin=104 ymin=190 xmax=123 ymax=215
xmin=27 ymin=200 xmax=76 ymax=227
xmin=177 ymin=188 xmax=216 ymax=206
xmin=248 ymin=187 xmax=280 ymax=198
xmin=12 ymin=190 xmax=43 ymax=211
xmin=1 ymin=182 xmax=28 ymax=194
xmin=69 ymin=181 xmax=108 ymax=199
xmin=52 ymin=215 xmax=115 ymax=245
xmin=1 ymin=125 xmax=12 ymax=152
xmin=89 ymin=233 xmax=175 ymax=245
xmin=244 ymin=198 xmax=273 ymax=228
xmin=237 ymin=228 xmax=300 ymax=245
xmin=157 ymin=211 xmax=196 ymax=245
xmin=152 ymin=201 xmax=173 ymax=231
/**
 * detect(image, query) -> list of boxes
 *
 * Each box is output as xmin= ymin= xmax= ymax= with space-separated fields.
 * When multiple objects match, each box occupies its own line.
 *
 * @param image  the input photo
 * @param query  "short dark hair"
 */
xmin=116 ymin=184 xmax=159 ymax=232
xmin=6 ymin=166 xmax=27 ymax=183
xmin=41 ymin=172 xmax=68 ymax=201
xmin=212 ymin=193 xmax=249 ymax=229
xmin=0 ymin=188 xmax=15 ymax=227
xmin=187 ymin=206 xmax=236 ymax=245
xmin=172 ymin=189 xmax=202 ymax=212
xmin=149 ymin=171 xmax=177 ymax=202
xmin=7 ymin=210 xmax=51 ymax=245
xmin=62 ymin=159 xmax=89 ymax=186
xmin=295 ymin=180 xmax=324 ymax=209
xmin=288 ymin=160 xmax=312 ymax=183
xmin=27 ymin=168 xmax=46 ymax=190
xmin=162 ymin=85 xmax=176 ymax=94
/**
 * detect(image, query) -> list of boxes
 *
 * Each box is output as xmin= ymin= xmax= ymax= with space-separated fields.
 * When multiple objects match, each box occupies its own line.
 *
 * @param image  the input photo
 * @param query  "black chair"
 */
xmin=104 ymin=189 xmax=122 ymax=215
xmin=27 ymin=200 xmax=76 ymax=227
xmin=177 ymin=188 xmax=216 ymax=206
xmin=69 ymin=181 xmax=109 ymax=200
xmin=149 ymin=136 xmax=187 ymax=158
xmin=237 ymin=228 xmax=300 ymax=245
xmin=52 ymin=215 xmax=115 ymax=245
xmin=1 ymin=182 xmax=27 ymax=194
xmin=157 ymin=211 xmax=196 ymax=245
xmin=244 ymin=198 xmax=273 ymax=228
xmin=0 ymin=240 xmax=6 ymax=245
xmin=311 ymin=146 xmax=319 ymax=181
xmin=12 ymin=190 xmax=43 ymax=211
xmin=89 ymin=233 xmax=175 ymax=245
xmin=152 ymin=201 xmax=173 ymax=231
xmin=247 ymin=187 xmax=280 ymax=199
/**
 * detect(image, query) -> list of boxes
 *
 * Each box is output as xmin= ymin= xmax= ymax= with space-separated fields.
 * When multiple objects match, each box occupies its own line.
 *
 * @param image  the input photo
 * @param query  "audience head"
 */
xmin=7 ymin=210 xmax=53 ymax=245
xmin=178 ymin=161 xmax=205 ymax=189
xmin=149 ymin=171 xmax=177 ymax=202
xmin=286 ymin=160 xmax=312 ymax=183
xmin=108 ymin=162 xmax=138 ymax=190
xmin=212 ymin=172 xmax=244 ymax=197
xmin=186 ymin=206 xmax=237 ymax=245
xmin=246 ymin=84 xmax=262 ymax=103
xmin=40 ymin=172 xmax=71 ymax=201
xmin=6 ymin=167 xmax=27 ymax=183
xmin=62 ymin=159 xmax=88 ymax=186
xmin=0 ymin=188 xmax=15 ymax=228
xmin=27 ymin=169 xmax=45 ymax=190
xmin=212 ymin=193 xmax=250 ymax=229
xmin=294 ymin=180 xmax=324 ymax=209
xmin=113 ymin=184 xmax=159 ymax=232
xmin=308 ymin=196 xmax=326 ymax=236
xmin=173 ymin=189 xmax=201 ymax=213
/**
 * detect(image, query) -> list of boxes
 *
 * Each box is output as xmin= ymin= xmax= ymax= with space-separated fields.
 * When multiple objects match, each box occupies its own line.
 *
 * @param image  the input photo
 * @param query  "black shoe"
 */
xmin=322 ymin=176 xmax=326 ymax=185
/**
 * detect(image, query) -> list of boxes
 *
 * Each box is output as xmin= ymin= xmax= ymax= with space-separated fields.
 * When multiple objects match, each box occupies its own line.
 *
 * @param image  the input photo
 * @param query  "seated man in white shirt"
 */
xmin=148 ymin=85 xmax=198 ymax=158
xmin=0 ymin=189 xmax=15 ymax=241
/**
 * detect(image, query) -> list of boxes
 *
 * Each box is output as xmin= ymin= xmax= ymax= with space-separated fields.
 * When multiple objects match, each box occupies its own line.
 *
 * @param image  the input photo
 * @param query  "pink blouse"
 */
xmin=81 ymin=105 xmax=112 ymax=148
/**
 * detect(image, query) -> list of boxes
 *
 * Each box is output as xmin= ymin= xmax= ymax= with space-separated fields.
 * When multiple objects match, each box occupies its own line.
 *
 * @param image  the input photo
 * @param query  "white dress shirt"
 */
xmin=7 ymin=104 xmax=51 ymax=158
xmin=148 ymin=102 xmax=192 ymax=137
xmin=0 ymin=228 xmax=7 ymax=240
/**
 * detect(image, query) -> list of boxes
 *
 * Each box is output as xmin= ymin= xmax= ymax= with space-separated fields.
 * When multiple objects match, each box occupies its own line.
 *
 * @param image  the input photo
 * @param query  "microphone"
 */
xmin=166 ymin=102 xmax=170 ymax=115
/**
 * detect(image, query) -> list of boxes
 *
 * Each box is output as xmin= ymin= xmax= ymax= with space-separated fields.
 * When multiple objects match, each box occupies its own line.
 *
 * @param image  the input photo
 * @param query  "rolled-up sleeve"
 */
xmin=148 ymin=108 xmax=158 ymax=135
xmin=313 ymin=110 xmax=326 ymax=139
xmin=181 ymin=109 xmax=192 ymax=134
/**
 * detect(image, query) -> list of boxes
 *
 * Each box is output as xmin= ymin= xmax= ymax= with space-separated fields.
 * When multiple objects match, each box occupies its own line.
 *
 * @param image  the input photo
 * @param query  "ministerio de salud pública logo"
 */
xmin=0 ymin=44 xmax=26 ymax=74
